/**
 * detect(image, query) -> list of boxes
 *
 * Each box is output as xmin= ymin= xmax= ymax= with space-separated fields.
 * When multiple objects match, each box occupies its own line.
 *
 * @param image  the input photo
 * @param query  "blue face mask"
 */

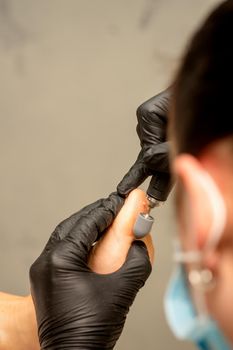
xmin=164 ymin=170 xmax=231 ymax=350
xmin=164 ymin=263 xmax=231 ymax=350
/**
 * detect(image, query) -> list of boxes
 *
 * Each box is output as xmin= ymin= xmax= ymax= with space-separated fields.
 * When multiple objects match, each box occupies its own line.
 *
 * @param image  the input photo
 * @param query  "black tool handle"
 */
xmin=147 ymin=172 xmax=172 ymax=202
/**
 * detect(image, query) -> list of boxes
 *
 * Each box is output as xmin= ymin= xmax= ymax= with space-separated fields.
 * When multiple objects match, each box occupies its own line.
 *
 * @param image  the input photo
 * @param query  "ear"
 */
xmin=173 ymin=154 xmax=214 ymax=249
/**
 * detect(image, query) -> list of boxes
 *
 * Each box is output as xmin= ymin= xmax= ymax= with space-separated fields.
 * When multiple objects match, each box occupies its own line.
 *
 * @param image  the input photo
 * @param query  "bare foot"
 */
xmin=88 ymin=189 xmax=154 ymax=273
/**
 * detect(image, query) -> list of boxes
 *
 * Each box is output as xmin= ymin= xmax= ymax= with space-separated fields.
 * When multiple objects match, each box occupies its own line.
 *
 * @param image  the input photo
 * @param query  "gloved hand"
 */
xmin=117 ymin=88 xmax=171 ymax=196
xmin=30 ymin=192 xmax=152 ymax=350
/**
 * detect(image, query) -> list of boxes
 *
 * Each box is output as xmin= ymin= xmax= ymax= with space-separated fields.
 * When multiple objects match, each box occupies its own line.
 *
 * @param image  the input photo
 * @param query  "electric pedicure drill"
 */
xmin=133 ymin=172 xmax=172 ymax=238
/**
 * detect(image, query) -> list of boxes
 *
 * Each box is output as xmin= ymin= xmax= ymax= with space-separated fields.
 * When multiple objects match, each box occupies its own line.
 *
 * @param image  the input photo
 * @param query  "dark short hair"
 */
xmin=171 ymin=0 xmax=233 ymax=155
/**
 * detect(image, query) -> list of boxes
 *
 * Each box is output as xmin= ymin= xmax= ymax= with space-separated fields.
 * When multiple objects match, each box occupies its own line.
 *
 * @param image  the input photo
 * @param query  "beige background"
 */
xmin=0 ymin=0 xmax=222 ymax=349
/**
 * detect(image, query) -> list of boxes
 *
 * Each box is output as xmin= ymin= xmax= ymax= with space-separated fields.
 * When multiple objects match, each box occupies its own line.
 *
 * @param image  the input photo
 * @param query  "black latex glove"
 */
xmin=30 ymin=192 xmax=152 ymax=350
xmin=117 ymin=88 xmax=171 ymax=196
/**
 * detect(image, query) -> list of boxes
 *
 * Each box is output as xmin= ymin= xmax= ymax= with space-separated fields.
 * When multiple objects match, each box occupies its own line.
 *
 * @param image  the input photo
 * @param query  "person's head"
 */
xmin=169 ymin=0 xmax=233 ymax=343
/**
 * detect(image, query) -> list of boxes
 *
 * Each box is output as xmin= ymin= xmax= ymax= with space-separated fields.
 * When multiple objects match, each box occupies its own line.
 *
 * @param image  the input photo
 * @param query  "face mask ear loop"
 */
xmin=192 ymin=171 xmax=227 ymax=319
xmin=173 ymin=171 xmax=227 ymax=319
xmin=174 ymin=249 xmax=202 ymax=264
xmin=174 ymin=169 xmax=227 ymax=262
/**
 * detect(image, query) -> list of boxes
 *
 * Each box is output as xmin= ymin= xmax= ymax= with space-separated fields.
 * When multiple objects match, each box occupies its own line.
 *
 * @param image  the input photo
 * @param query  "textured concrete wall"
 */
xmin=0 ymin=0 xmax=222 ymax=349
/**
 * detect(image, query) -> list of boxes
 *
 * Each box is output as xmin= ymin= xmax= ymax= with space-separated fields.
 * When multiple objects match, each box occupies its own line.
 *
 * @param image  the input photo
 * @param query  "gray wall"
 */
xmin=0 ymin=1 xmax=221 ymax=349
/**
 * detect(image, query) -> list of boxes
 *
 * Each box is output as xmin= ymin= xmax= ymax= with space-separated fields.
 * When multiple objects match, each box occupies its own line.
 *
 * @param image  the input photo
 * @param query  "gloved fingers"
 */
xmin=45 ymin=198 xmax=107 ymax=250
xmin=64 ymin=192 xmax=124 ymax=262
xmin=124 ymin=240 xmax=152 ymax=277
xmin=118 ymin=240 xmax=152 ymax=294
xmin=46 ymin=193 xmax=124 ymax=252
xmin=117 ymin=142 xmax=170 ymax=196
xmin=117 ymin=161 xmax=150 ymax=197
xmin=136 ymin=88 xmax=171 ymax=126
xmin=136 ymin=118 xmax=166 ymax=146
xmin=136 ymin=88 xmax=171 ymax=147
xmin=136 ymin=92 xmax=169 ymax=146
xmin=143 ymin=141 xmax=171 ymax=174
